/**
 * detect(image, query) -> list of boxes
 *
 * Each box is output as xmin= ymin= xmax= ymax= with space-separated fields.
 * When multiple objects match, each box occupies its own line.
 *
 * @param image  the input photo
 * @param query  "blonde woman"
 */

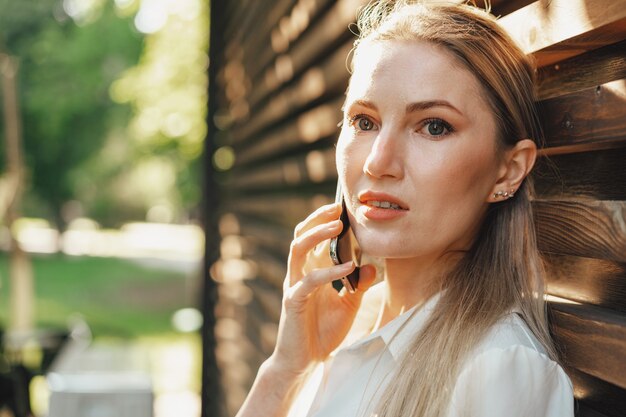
xmin=236 ymin=1 xmax=574 ymax=416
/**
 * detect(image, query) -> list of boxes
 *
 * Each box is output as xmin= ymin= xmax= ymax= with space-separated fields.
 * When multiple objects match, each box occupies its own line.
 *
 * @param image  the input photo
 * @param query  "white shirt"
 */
xmin=287 ymin=293 xmax=574 ymax=417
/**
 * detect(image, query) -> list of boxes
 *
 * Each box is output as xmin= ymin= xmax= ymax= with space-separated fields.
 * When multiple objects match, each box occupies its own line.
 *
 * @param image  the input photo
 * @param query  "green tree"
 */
xmin=0 ymin=0 xmax=143 ymax=227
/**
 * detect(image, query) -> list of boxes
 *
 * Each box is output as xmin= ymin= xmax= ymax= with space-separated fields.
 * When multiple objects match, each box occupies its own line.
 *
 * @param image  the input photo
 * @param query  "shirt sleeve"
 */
xmin=447 ymin=345 xmax=574 ymax=417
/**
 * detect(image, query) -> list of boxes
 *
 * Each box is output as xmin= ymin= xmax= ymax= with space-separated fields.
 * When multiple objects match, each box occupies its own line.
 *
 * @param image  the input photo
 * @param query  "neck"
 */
xmin=374 ymin=252 xmax=463 ymax=329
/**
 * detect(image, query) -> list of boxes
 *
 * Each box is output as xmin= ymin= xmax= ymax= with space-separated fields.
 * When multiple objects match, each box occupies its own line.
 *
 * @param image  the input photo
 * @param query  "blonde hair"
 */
xmin=350 ymin=2 xmax=558 ymax=416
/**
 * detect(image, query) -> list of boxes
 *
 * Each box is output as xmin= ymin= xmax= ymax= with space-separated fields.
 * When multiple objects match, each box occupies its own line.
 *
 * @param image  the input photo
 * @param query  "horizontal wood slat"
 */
xmin=539 ymin=79 xmax=626 ymax=153
xmin=568 ymin=368 xmax=626 ymax=417
xmin=227 ymin=194 xmax=334 ymax=230
xmin=247 ymin=0 xmax=364 ymax=109
xmin=533 ymin=147 xmax=626 ymax=201
xmin=238 ymin=0 xmax=298 ymax=71
xmin=544 ymin=253 xmax=626 ymax=313
xmin=550 ymin=302 xmax=626 ymax=389
xmin=534 ymin=200 xmax=626 ymax=262
xmin=231 ymin=147 xmax=337 ymax=189
xmin=576 ymin=404 xmax=610 ymax=417
xmin=247 ymin=278 xmax=282 ymax=323
xmin=537 ymin=39 xmax=626 ymax=100
xmin=233 ymin=95 xmax=343 ymax=164
xmin=499 ymin=0 xmax=626 ymax=68
xmin=231 ymin=41 xmax=352 ymax=146
xmin=243 ymin=0 xmax=336 ymax=88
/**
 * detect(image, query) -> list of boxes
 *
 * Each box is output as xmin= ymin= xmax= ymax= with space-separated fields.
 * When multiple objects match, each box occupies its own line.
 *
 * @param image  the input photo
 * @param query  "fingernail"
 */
xmin=330 ymin=219 xmax=342 ymax=228
xmin=340 ymin=261 xmax=354 ymax=269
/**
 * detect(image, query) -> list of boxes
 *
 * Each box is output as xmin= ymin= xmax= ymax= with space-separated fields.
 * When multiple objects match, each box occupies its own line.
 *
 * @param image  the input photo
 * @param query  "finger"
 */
xmin=288 ymin=262 xmax=355 ymax=302
xmin=338 ymin=264 xmax=377 ymax=305
xmin=288 ymin=219 xmax=343 ymax=285
xmin=293 ymin=203 xmax=341 ymax=239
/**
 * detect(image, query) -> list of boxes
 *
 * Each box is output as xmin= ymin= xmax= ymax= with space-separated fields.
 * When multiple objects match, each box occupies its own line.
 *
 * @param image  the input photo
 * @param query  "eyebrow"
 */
xmin=345 ymin=99 xmax=463 ymax=116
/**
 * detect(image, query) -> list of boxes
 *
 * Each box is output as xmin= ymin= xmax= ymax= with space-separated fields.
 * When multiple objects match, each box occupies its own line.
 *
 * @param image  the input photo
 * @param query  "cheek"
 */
xmin=336 ymin=132 xmax=365 ymax=186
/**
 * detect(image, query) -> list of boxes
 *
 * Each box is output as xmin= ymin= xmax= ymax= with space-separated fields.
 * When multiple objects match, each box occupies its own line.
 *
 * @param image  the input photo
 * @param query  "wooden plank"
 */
xmin=550 ymin=302 xmax=626 ymax=389
xmin=486 ymin=0 xmax=535 ymax=17
xmin=227 ymin=194 xmax=334 ymax=230
xmin=567 ymin=367 xmax=626 ymax=417
xmin=243 ymin=0 xmax=336 ymax=87
xmin=239 ymin=0 xmax=295 ymax=67
xmin=233 ymin=95 xmax=343 ymax=166
xmin=246 ymin=0 xmax=365 ymax=109
xmin=231 ymin=147 xmax=337 ymax=189
xmin=247 ymin=278 xmax=282 ymax=323
xmin=544 ymin=253 xmax=626 ymax=313
xmin=538 ymin=79 xmax=626 ymax=152
xmin=499 ymin=0 xmax=626 ymax=68
xmin=576 ymin=404 xmax=610 ymax=417
xmin=231 ymin=41 xmax=352 ymax=145
xmin=537 ymin=40 xmax=626 ymax=100
xmin=533 ymin=200 xmax=626 ymax=263
xmin=239 ymin=216 xmax=292 ymax=261
xmin=533 ymin=147 xmax=626 ymax=201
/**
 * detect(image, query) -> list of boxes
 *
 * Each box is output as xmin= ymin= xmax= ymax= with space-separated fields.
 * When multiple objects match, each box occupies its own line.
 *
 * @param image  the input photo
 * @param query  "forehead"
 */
xmin=347 ymin=40 xmax=488 ymax=112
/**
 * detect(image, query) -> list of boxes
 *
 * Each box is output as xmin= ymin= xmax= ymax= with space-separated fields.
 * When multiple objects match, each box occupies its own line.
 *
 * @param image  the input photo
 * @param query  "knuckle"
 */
xmin=294 ymin=221 xmax=306 ymax=238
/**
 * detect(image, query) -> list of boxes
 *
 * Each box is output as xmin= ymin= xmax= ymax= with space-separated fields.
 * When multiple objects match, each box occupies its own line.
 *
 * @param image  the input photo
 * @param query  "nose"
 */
xmin=363 ymin=128 xmax=404 ymax=179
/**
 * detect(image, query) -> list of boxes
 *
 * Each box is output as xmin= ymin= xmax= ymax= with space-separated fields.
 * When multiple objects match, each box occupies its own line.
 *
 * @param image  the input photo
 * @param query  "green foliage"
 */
xmin=1 ymin=0 xmax=208 ymax=226
xmin=0 ymin=1 xmax=143 ymax=224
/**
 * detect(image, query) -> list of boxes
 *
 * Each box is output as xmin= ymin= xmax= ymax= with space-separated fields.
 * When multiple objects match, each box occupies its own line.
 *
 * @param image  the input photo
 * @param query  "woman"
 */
xmin=236 ymin=1 xmax=574 ymax=416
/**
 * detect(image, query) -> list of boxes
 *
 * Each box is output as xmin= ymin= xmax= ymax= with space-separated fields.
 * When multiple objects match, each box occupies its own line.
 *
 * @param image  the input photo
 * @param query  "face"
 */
xmin=337 ymin=40 xmax=505 ymax=260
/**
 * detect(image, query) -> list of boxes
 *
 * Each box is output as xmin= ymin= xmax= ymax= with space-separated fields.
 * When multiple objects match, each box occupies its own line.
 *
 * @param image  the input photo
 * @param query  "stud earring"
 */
xmin=493 ymin=189 xmax=516 ymax=199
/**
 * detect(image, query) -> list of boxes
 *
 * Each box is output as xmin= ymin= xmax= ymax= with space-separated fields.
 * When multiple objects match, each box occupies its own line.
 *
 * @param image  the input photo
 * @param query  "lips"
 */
xmin=358 ymin=191 xmax=409 ymax=210
xmin=357 ymin=191 xmax=409 ymax=221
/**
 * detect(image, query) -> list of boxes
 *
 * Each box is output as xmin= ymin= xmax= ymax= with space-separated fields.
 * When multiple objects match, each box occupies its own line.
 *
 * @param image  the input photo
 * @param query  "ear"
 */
xmin=488 ymin=139 xmax=537 ymax=202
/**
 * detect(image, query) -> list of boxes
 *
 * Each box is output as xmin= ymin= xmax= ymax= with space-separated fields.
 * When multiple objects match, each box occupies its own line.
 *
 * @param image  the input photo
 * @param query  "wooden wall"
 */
xmin=205 ymin=1 xmax=626 ymax=415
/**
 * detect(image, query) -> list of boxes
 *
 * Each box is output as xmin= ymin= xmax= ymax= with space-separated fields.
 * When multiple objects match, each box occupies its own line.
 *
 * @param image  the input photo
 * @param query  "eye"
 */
xmin=420 ymin=118 xmax=453 ymax=137
xmin=349 ymin=114 xmax=377 ymax=132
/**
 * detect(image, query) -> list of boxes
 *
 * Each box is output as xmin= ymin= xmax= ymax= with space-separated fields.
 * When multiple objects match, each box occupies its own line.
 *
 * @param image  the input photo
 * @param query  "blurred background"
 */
xmin=3 ymin=0 xmax=625 ymax=416
xmin=0 ymin=0 xmax=207 ymax=416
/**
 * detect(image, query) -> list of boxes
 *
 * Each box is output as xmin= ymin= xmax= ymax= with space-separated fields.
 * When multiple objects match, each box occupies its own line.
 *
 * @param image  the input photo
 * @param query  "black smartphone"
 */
xmin=329 ymin=182 xmax=361 ymax=293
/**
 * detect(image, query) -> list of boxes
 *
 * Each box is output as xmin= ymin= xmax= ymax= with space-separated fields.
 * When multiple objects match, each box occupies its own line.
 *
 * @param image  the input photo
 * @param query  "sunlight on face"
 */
xmin=337 ymin=40 xmax=503 ymax=261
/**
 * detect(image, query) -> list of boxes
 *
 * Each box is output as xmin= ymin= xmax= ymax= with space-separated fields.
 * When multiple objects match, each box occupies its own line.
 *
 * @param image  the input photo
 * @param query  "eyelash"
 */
xmin=348 ymin=113 xmax=375 ymax=130
xmin=347 ymin=114 xmax=454 ymax=137
xmin=420 ymin=118 xmax=454 ymax=137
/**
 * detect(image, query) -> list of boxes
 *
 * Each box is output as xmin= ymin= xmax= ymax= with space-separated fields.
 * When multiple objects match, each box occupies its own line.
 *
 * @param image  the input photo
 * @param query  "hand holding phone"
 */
xmin=329 ymin=182 xmax=361 ymax=293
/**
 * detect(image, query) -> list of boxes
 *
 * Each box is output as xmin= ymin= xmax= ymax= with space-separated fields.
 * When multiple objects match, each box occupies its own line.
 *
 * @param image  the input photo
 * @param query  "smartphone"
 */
xmin=329 ymin=182 xmax=361 ymax=293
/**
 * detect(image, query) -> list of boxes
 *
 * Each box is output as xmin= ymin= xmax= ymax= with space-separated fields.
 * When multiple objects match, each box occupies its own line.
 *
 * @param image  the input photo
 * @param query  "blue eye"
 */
xmin=422 ymin=118 xmax=452 ymax=137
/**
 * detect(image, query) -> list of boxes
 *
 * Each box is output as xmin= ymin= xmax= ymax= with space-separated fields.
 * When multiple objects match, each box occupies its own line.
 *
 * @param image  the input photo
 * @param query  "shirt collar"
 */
xmin=343 ymin=292 xmax=442 ymax=361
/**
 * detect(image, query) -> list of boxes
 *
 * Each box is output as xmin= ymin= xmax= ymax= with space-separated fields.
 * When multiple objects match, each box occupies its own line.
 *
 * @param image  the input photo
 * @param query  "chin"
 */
xmin=356 ymin=231 xmax=416 ymax=259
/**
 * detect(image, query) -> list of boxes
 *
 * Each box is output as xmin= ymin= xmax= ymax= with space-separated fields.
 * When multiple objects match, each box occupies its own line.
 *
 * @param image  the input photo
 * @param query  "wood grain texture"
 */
xmin=231 ymin=147 xmax=337 ymax=189
xmin=544 ymin=253 xmax=626 ymax=313
xmin=567 ymin=367 xmax=626 ymax=417
xmin=538 ymin=79 xmax=626 ymax=152
xmin=499 ymin=0 xmax=626 ymax=67
xmin=233 ymin=95 xmax=343 ymax=166
xmin=550 ymin=302 xmax=626 ymax=389
xmin=231 ymin=41 xmax=352 ymax=145
xmin=576 ymin=404 xmax=610 ymax=417
xmin=533 ymin=200 xmax=626 ymax=262
xmin=246 ymin=0 xmax=363 ymax=110
xmin=226 ymin=194 xmax=334 ymax=230
xmin=537 ymin=40 xmax=626 ymax=100
xmin=533 ymin=147 xmax=626 ymax=201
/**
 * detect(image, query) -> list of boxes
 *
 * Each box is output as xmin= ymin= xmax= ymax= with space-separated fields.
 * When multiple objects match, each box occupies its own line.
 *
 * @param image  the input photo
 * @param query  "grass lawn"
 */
xmin=0 ymin=252 xmax=199 ymax=338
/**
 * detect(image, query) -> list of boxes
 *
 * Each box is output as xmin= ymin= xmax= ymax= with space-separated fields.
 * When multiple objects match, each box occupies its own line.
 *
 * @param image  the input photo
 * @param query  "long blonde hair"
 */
xmin=350 ymin=2 xmax=558 ymax=416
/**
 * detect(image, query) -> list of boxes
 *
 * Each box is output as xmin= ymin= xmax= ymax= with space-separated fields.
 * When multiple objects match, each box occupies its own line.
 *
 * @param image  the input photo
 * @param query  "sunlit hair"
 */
xmin=349 ymin=1 xmax=558 ymax=416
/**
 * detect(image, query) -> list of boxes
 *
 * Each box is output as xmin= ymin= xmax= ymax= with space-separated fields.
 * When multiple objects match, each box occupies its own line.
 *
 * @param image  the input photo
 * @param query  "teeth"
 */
xmin=369 ymin=200 xmax=401 ymax=209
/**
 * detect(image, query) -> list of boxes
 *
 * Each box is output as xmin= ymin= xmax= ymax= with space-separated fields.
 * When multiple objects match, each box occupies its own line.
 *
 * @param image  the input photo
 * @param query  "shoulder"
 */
xmin=447 ymin=314 xmax=574 ymax=417
xmin=475 ymin=312 xmax=547 ymax=354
